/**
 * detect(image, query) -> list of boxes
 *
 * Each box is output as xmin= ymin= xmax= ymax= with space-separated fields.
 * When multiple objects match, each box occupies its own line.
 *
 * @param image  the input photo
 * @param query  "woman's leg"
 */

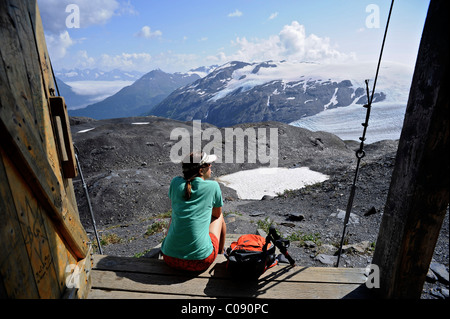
xmin=210 ymin=214 xmax=227 ymax=253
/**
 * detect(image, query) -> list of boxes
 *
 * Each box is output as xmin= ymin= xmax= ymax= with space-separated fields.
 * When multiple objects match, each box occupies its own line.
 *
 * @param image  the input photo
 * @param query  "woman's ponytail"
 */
xmin=182 ymin=152 xmax=202 ymax=200
xmin=184 ymin=178 xmax=193 ymax=200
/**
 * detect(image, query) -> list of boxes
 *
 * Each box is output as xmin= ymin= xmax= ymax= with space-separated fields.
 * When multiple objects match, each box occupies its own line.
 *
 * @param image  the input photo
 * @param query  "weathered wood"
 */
xmin=49 ymin=96 xmax=77 ymax=179
xmin=89 ymin=265 xmax=369 ymax=299
xmin=0 ymin=147 xmax=40 ymax=298
xmin=89 ymin=252 xmax=371 ymax=299
xmin=1 ymin=144 xmax=94 ymax=298
xmin=89 ymin=233 xmax=371 ymax=299
xmin=88 ymin=289 xmax=214 ymax=299
xmin=92 ymin=254 xmax=367 ymax=284
xmin=372 ymin=0 xmax=450 ymax=298
xmin=2 ymin=149 xmax=62 ymax=298
xmin=0 ymin=0 xmax=89 ymax=259
xmin=0 ymin=0 xmax=92 ymax=298
xmin=62 ymin=246 xmax=93 ymax=299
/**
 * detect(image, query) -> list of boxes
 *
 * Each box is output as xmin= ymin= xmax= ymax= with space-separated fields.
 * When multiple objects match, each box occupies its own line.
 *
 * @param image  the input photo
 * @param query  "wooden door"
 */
xmin=0 ymin=0 xmax=92 ymax=299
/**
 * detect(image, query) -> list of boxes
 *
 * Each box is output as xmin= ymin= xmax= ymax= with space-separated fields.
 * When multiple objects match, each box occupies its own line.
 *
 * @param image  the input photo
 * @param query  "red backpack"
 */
xmin=225 ymin=234 xmax=278 ymax=280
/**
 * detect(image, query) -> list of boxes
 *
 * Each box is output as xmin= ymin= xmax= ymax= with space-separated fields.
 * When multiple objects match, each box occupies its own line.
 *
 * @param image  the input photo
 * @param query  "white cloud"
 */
xmin=135 ymin=26 xmax=162 ymax=39
xmin=38 ymin=0 xmax=123 ymax=61
xmin=118 ymin=0 xmax=138 ymax=16
xmin=210 ymin=21 xmax=354 ymax=64
xmin=150 ymin=52 xmax=200 ymax=72
xmin=65 ymin=80 xmax=134 ymax=97
xmin=55 ymin=48 xmax=203 ymax=73
xmin=38 ymin=0 xmax=122 ymax=33
xmin=228 ymin=9 xmax=243 ymax=18
xmin=268 ymin=12 xmax=279 ymax=20
xmin=45 ymin=30 xmax=74 ymax=59
xmin=98 ymin=53 xmax=153 ymax=70
xmin=75 ymin=50 xmax=96 ymax=68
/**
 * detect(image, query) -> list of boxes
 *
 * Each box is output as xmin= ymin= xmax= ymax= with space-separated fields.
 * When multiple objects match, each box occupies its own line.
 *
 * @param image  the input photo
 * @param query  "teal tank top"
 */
xmin=161 ymin=176 xmax=223 ymax=260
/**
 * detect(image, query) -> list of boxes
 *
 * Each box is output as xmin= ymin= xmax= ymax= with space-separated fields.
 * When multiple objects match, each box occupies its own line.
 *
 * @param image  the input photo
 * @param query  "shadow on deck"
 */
xmin=88 ymin=235 xmax=374 ymax=300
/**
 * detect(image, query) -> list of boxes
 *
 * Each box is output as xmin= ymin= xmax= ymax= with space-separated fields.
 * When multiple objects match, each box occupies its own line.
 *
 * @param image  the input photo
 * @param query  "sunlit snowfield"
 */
xmin=218 ymin=167 xmax=329 ymax=200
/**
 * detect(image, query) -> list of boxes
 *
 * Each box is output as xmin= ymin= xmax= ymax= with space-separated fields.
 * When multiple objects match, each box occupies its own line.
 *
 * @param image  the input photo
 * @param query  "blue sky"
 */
xmin=37 ymin=0 xmax=430 ymax=73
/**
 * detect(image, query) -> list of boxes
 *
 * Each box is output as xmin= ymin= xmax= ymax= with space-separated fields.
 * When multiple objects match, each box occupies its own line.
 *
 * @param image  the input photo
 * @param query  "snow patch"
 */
xmin=77 ymin=128 xmax=95 ymax=134
xmin=324 ymin=88 xmax=338 ymax=110
xmin=217 ymin=167 xmax=329 ymax=200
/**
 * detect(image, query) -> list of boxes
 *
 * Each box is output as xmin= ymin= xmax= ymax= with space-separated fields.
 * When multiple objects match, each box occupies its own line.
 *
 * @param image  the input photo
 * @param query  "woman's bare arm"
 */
xmin=212 ymin=206 xmax=222 ymax=219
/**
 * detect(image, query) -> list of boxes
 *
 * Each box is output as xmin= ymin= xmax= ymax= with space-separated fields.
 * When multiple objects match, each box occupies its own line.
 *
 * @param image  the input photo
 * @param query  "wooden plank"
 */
xmin=49 ymin=97 xmax=77 ymax=179
xmin=29 ymin=0 xmax=89 ymax=258
xmin=0 ymin=0 xmax=93 ymax=298
xmin=90 ymin=270 xmax=368 ymax=299
xmin=0 ymin=1 xmax=60 ymax=207
xmin=40 ymin=204 xmax=79 ymax=295
xmin=2 ymin=143 xmax=92 ymax=299
xmin=73 ymin=247 xmax=94 ymax=299
xmin=92 ymin=254 xmax=367 ymax=284
xmin=88 ymin=289 xmax=214 ymax=299
xmin=89 ymin=237 xmax=370 ymax=299
xmin=2 ymin=148 xmax=62 ymax=298
xmin=372 ymin=0 xmax=450 ymax=299
xmin=0 ymin=0 xmax=89 ymax=259
xmin=0 ymin=147 xmax=40 ymax=298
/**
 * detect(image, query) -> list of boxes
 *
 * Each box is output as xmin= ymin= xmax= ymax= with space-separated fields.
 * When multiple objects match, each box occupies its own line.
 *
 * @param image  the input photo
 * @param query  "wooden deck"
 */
xmin=87 ymin=234 xmax=373 ymax=299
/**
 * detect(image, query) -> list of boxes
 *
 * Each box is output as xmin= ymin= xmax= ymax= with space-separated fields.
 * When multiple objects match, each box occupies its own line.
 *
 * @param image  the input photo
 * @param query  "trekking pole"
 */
xmin=74 ymin=144 xmax=103 ymax=255
xmin=269 ymin=226 xmax=296 ymax=266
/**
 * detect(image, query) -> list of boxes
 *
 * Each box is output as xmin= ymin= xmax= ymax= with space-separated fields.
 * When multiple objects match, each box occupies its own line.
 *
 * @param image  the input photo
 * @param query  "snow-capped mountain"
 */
xmin=148 ymin=60 xmax=413 ymax=142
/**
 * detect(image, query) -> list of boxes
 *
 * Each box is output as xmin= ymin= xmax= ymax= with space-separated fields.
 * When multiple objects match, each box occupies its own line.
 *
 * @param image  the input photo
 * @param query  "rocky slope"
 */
xmin=70 ymin=116 xmax=448 ymax=299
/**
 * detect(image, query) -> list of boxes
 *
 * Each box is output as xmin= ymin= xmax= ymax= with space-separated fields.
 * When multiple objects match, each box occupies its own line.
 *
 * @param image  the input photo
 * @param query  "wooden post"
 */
xmin=372 ymin=0 xmax=450 ymax=298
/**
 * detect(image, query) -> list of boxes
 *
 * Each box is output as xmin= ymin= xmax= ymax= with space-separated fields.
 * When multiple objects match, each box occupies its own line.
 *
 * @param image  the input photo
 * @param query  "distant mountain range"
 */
xmin=64 ymin=61 xmax=413 ymax=141
xmin=56 ymin=68 xmax=144 ymax=82
xmin=68 ymin=69 xmax=200 ymax=119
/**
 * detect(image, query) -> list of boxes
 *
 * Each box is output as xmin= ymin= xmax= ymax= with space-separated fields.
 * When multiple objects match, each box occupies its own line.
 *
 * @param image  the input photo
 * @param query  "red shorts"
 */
xmin=163 ymin=233 xmax=219 ymax=272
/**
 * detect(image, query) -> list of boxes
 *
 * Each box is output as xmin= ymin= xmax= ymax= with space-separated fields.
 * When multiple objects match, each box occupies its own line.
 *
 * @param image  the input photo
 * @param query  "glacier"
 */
xmin=204 ymin=60 xmax=413 ymax=143
xmin=288 ymin=61 xmax=414 ymax=143
xmin=290 ymin=101 xmax=407 ymax=143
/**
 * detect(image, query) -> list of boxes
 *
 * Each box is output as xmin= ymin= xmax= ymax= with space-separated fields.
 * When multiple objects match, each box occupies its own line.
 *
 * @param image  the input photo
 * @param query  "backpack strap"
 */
xmin=263 ymin=235 xmax=272 ymax=253
xmin=268 ymin=226 xmax=296 ymax=266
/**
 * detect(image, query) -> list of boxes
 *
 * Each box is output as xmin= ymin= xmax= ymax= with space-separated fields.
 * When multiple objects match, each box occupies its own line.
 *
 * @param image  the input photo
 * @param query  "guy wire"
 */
xmin=336 ymin=0 xmax=395 ymax=267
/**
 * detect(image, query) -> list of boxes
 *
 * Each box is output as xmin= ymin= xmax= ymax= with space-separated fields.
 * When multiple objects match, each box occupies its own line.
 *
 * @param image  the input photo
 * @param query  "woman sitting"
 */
xmin=161 ymin=152 xmax=227 ymax=272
